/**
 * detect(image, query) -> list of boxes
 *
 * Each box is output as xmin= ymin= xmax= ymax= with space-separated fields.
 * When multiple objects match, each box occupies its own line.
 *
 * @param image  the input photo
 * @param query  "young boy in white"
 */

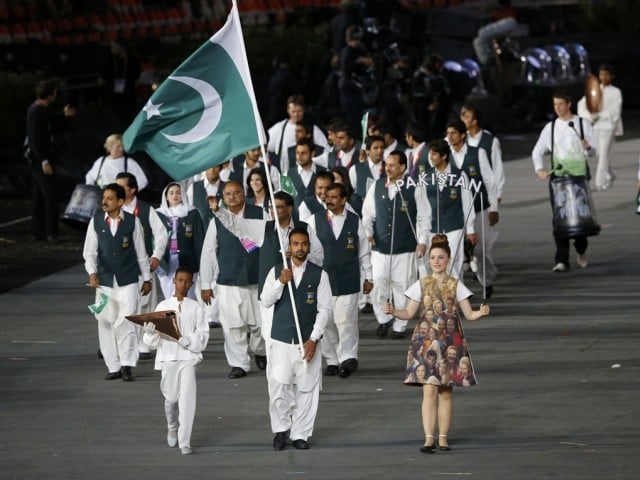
xmin=143 ymin=267 xmax=209 ymax=455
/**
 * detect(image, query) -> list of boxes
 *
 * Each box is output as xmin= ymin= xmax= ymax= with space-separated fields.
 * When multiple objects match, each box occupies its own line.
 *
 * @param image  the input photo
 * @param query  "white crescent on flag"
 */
xmin=161 ymin=75 xmax=223 ymax=144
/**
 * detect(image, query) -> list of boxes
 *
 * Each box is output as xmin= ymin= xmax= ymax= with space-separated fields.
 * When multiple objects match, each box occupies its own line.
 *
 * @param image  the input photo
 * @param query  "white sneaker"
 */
xmin=552 ymin=263 xmax=567 ymax=272
xmin=180 ymin=446 xmax=192 ymax=455
xmin=167 ymin=430 xmax=178 ymax=448
xmin=577 ymin=254 xmax=588 ymax=268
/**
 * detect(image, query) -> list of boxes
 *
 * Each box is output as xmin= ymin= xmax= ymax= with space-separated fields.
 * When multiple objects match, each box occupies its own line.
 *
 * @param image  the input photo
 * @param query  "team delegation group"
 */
xmin=80 ymin=74 xmax=621 ymax=453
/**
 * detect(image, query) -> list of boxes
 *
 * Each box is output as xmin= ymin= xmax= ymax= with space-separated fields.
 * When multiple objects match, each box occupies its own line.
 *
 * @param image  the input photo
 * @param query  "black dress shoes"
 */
xmin=228 ymin=367 xmax=247 ymax=379
xmin=338 ymin=358 xmax=358 ymax=378
xmin=292 ymin=439 xmax=310 ymax=450
xmin=254 ymin=355 xmax=267 ymax=370
xmin=105 ymin=371 xmax=122 ymax=380
xmin=376 ymin=320 xmax=392 ymax=338
xmin=324 ymin=365 xmax=340 ymax=376
xmin=121 ymin=366 xmax=133 ymax=381
xmin=138 ymin=352 xmax=153 ymax=361
xmin=391 ymin=331 xmax=406 ymax=339
xmin=420 ymin=443 xmax=436 ymax=453
xmin=360 ymin=303 xmax=374 ymax=313
xmin=273 ymin=432 xmax=287 ymax=451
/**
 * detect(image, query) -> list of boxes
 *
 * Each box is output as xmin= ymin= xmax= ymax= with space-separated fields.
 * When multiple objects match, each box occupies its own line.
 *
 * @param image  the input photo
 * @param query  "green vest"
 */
xmin=372 ymin=179 xmax=418 ymax=254
xmin=353 ymin=161 xmax=383 ymax=198
xmin=271 ymin=262 xmax=322 ymax=344
xmin=257 ymin=220 xmax=308 ymax=299
xmin=157 ymin=209 xmax=204 ymax=273
xmin=214 ymin=205 xmax=263 ymax=286
xmin=313 ymin=210 xmax=360 ymax=295
xmin=424 ymin=165 xmax=465 ymax=233
xmin=191 ymin=180 xmax=224 ymax=227
xmin=457 ymin=146 xmax=488 ymax=213
xmin=286 ymin=166 xmax=325 ymax=208
xmin=94 ymin=212 xmax=141 ymax=287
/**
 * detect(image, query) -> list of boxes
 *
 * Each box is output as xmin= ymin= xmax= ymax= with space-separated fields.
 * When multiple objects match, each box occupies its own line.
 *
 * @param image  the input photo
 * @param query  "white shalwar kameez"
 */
xmin=143 ymin=296 xmax=209 ymax=449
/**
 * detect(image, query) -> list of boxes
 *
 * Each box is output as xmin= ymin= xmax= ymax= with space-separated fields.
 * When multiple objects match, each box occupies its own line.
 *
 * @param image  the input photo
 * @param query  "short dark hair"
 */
xmin=295 ymin=120 xmax=314 ymax=137
xmin=115 ymin=172 xmax=138 ymax=192
xmin=175 ymin=266 xmax=194 ymax=278
xmin=274 ymin=191 xmax=294 ymax=207
xmin=428 ymin=139 xmax=450 ymax=158
xmin=405 ymin=123 xmax=426 ymax=143
xmin=327 ymin=182 xmax=348 ymax=198
xmin=104 ymin=183 xmax=126 ymax=200
xmin=287 ymin=94 xmax=305 ymax=107
xmin=314 ymin=171 xmax=335 ymax=185
xmin=598 ymin=63 xmax=614 ymax=75
xmin=296 ymin=137 xmax=315 ymax=153
xmin=387 ymin=150 xmax=408 ymax=167
xmin=446 ymin=118 xmax=467 ymax=135
xmin=36 ymin=79 xmax=58 ymax=100
xmin=552 ymin=89 xmax=573 ymax=103
xmin=289 ymin=227 xmax=309 ymax=242
xmin=365 ymin=134 xmax=385 ymax=150
xmin=461 ymin=102 xmax=484 ymax=126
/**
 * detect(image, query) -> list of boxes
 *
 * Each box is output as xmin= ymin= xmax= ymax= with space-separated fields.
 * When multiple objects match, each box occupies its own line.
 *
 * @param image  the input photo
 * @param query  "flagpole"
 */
xmin=230 ymin=0 xmax=306 ymax=356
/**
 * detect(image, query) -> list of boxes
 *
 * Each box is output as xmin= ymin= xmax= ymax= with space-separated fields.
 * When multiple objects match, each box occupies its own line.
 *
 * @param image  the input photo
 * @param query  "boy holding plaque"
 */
xmin=143 ymin=267 xmax=209 ymax=455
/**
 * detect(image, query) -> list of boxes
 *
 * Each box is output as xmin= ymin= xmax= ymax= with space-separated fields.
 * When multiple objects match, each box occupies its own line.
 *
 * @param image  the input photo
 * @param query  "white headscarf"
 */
xmin=157 ymin=182 xmax=195 ymax=218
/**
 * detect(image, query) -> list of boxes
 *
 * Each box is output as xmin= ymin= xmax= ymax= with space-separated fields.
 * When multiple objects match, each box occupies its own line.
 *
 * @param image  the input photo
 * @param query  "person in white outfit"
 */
xmin=83 ymin=183 xmax=151 ymax=381
xmin=267 ymin=94 xmax=329 ymax=174
xmin=261 ymin=228 xmax=331 ymax=451
xmin=143 ymin=267 xmax=210 ymax=456
xmin=362 ymin=151 xmax=431 ymax=339
xmin=85 ymin=133 xmax=148 ymax=191
xmin=577 ymin=64 xmax=623 ymax=191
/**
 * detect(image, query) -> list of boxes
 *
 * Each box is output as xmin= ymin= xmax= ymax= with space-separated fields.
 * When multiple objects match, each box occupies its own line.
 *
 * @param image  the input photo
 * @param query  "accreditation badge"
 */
xmin=346 ymin=232 xmax=356 ymax=249
xmin=400 ymin=199 xmax=409 ymax=212
xmin=122 ymin=235 xmax=130 ymax=248
xmin=468 ymin=165 xmax=477 ymax=177
xmin=184 ymin=223 xmax=193 ymax=238
xmin=305 ymin=290 xmax=316 ymax=305
xmin=449 ymin=187 xmax=458 ymax=200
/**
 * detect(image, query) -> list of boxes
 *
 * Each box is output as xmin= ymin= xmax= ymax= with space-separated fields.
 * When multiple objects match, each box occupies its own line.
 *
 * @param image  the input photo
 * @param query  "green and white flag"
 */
xmin=279 ymin=175 xmax=298 ymax=198
xmin=123 ymin=0 xmax=264 ymax=181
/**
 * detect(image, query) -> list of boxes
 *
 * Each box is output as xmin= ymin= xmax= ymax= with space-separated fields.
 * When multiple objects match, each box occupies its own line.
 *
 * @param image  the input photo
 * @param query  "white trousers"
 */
xmin=96 ymin=282 xmax=139 ymax=372
xmin=473 ymin=210 xmax=499 ymax=287
xmin=321 ymin=293 xmax=359 ymax=365
xmin=371 ymin=251 xmax=418 ymax=333
xmin=161 ymin=360 xmax=197 ymax=449
xmin=594 ymin=127 xmax=616 ymax=190
xmin=217 ymin=284 xmax=264 ymax=371
xmin=267 ymin=341 xmax=321 ymax=441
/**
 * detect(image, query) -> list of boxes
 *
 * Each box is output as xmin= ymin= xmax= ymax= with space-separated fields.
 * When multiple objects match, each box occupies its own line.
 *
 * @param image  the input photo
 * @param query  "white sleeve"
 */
xmin=85 ymin=159 xmax=101 ymax=186
xmin=456 ymin=279 xmax=473 ymax=302
xmin=133 ymin=218 xmax=151 ymax=281
xmin=413 ymin=186 xmax=431 ymax=245
xmin=404 ymin=280 xmax=422 ymax=302
xmin=532 ymin=122 xmax=552 ymax=172
xmin=491 ymin=137 xmax=505 ymax=200
xmin=310 ymin=270 xmax=332 ymax=342
xmin=148 ymin=207 xmax=168 ymax=260
xmin=83 ymin=218 xmax=99 ymax=275
xmin=199 ymin=220 xmax=219 ymax=290
xmin=460 ymin=172 xmax=475 ymax=234
xmin=181 ymin=302 xmax=210 ymax=354
xmin=260 ymin=267 xmax=286 ymax=308
xmin=306 ymin=221 xmax=324 ymax=267
xmin=312 ymin=125 xmax=330 ymax=151
xmin=478 ymin=148 xmax=498 ymax=212
xmin=357 ymin=218 xmax=373 ymax=279
xmin=298 ymin=202 xmax=313 ymax=223
xmin=348 ymin=165 xmax=358 ymax=189
xmin=361 ymin=182 xmax=376 ymax=238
